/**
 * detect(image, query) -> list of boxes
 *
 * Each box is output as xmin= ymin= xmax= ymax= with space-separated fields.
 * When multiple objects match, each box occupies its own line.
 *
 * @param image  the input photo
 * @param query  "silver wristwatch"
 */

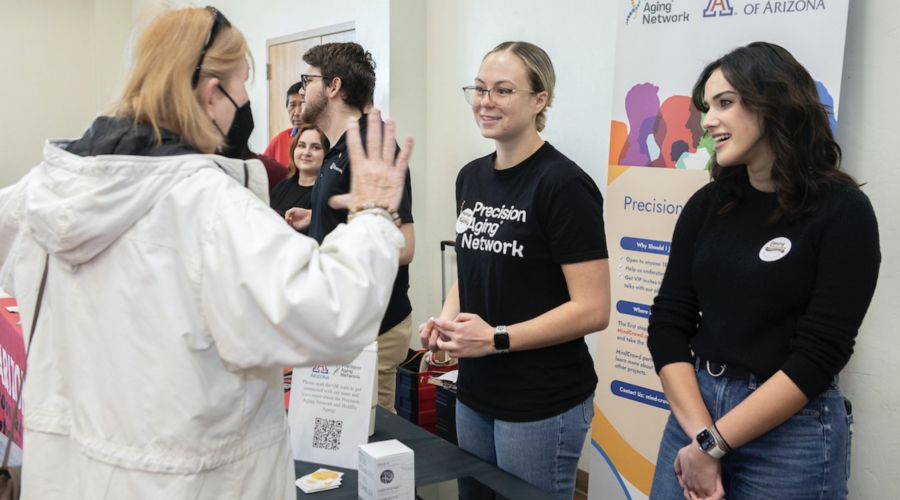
xmin=696 ymin=426 xmax=730 ymax=459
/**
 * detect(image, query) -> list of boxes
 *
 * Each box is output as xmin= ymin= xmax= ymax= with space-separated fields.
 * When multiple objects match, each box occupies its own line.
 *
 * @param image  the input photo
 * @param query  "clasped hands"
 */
xmin=674 ymin=442 xmax=725 ymax=500
xmin=418 ymin=313 xmax=496 ymax=359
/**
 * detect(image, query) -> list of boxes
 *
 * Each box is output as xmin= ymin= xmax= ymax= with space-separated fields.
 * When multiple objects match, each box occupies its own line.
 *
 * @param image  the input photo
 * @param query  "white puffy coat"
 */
xmin=0 ymin=140 xmax=402 ymax=499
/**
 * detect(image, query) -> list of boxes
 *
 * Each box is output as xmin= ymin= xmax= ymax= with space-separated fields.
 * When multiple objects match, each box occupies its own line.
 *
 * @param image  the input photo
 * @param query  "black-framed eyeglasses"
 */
xmin=462 ymin=86 xmax=536 ymax=108
xmin=300 ymin=74 xmax=332 ymax=90
xmin=191 ymin=6 xmax=232 ymax=89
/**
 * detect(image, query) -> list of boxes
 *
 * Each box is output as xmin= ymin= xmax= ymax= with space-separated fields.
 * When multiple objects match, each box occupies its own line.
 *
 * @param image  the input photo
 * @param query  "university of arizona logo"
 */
xmin=703 ymin=0 xmax=734 ymax=17
xmin=626 ymin=0 xmax=641 ymax=25
xmin=312 ymin=365 xmax=330 ymax=374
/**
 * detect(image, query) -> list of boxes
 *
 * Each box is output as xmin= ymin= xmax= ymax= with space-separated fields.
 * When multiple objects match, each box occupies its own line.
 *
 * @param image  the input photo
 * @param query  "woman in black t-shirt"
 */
xmin=419 ymin=41 xmax=610 ymax=500
xmin=647 ymin=43 xmax=880 ymax=500
xmin=270 ymin=124 xmax=327 ymax=233
xmin=271 ymin=123 xmax=328 ymax=401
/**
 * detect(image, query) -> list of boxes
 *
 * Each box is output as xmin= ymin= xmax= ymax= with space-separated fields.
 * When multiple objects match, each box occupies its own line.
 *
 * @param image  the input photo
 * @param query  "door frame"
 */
xmin=266 ymin=22 xmax=356 ymax=140
xmin=266 ymin=21 xmax=355 ymax=48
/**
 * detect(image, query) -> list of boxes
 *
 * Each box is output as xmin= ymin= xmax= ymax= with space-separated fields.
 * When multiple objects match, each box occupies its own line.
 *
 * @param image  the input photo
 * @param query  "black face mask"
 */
xmin=215 ymin=84 xmax=254 ymax=159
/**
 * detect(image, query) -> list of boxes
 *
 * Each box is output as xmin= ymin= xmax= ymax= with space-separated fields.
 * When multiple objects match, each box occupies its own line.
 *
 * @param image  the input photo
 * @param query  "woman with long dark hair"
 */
xmin=648 ymin=42 xmax=880 ymax=499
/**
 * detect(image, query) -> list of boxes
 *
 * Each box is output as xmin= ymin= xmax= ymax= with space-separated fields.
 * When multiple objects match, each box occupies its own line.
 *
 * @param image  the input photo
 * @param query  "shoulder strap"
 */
xmin=1 ymin=253 xmax=49 ymax=468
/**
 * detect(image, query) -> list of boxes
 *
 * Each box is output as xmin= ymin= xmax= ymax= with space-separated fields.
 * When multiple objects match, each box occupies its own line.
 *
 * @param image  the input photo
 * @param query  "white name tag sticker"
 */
xmin=456 ymin=208 xmax=475 ymax=234
xmin=759 ymin=237 xmax=792 ymax=262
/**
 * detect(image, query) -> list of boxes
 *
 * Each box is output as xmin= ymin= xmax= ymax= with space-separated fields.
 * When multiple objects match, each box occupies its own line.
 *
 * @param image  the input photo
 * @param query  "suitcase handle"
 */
xmin=440 ymin=241 xmax=456 ymax=306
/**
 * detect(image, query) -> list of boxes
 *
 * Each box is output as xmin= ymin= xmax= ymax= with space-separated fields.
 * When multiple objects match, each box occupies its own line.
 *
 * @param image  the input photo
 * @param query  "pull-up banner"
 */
xmin=590 ymin=2 xmax=850 ymax=499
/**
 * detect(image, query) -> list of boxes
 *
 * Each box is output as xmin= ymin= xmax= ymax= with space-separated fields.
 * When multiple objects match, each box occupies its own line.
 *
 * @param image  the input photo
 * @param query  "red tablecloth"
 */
xmin=0 ymin=298 xmax=25 ymax=448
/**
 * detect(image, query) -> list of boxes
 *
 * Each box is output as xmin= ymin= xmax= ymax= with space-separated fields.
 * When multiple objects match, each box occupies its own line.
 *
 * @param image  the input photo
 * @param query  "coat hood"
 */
xmin=23 ymin=117 xmax=268 ymax=267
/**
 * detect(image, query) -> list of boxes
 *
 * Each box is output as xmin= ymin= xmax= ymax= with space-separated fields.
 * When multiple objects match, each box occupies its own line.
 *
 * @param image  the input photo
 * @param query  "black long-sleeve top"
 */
xmin=647 ymin=176 xmax=880 ymax=400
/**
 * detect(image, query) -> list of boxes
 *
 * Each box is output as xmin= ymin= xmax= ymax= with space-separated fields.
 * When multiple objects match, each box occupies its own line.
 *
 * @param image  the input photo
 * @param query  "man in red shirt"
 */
xmin=264 ymin=82 xmax=304 ymax=166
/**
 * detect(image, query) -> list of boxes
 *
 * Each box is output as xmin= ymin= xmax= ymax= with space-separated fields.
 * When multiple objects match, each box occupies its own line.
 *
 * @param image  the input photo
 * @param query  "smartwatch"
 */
xmin=493 ymin=325 xmax=510 ymax=354
xmin=696 ymin=426 xmax=730 ymax=459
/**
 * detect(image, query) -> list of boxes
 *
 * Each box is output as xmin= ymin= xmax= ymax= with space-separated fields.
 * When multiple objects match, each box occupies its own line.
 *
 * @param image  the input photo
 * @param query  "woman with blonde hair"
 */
xmin=420 ymin=41 xmax=611 ymax=500
xmin=0 ymin=7 xmax=412 ymax=499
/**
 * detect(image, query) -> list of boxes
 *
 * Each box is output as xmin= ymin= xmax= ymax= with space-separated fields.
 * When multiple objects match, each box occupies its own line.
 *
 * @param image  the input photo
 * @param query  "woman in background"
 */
xmin=647 ymin=42 xmax=880 ymax=500
xmin=271 ymin=123 xmax=328 ymax=403
xmin=270 ymin=124 xmax=327 ymax=232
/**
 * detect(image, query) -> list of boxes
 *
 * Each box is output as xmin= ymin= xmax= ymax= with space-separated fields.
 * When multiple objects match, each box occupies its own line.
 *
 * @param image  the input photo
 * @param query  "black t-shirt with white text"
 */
xmin=455 ymin=142 xmax=607 ymax=422
xmin=308 ymin=115 xmax=414 ymax=334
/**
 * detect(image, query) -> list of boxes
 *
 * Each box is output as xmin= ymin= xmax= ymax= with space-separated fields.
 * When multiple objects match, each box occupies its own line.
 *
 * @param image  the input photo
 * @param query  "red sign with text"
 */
xmin=0 ymin=298 xmax=26 ymax=448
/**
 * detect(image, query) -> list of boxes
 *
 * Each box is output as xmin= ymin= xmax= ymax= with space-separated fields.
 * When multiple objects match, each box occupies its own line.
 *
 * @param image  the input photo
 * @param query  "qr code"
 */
xmin=312 ymin=417 xmax=343 ymax=451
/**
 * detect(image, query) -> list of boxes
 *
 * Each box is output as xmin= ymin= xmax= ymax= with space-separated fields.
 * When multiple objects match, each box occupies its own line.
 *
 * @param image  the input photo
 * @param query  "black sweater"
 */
xmin=647 ymin=177 xmax=880 ymax=400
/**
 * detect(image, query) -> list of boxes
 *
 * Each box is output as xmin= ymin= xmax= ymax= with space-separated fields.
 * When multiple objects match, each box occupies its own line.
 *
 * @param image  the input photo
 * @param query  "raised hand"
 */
xmin=330 ymin=110 xmax=413 ymax=214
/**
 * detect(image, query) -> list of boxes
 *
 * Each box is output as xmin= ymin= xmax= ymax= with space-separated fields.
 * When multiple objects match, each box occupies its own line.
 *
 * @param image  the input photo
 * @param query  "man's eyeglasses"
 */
xmin=191 ymin=6 xmax=232 ymax=89
xmin=462 ymin=86 xmax=536 ymax=108
xmin=300 ymin=74 xmax=332 ymax=90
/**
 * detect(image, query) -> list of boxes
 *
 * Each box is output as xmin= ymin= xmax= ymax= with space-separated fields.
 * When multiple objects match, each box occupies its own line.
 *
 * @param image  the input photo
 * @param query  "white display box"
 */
xmin=358 ymin=440 xmax=415 ymax=500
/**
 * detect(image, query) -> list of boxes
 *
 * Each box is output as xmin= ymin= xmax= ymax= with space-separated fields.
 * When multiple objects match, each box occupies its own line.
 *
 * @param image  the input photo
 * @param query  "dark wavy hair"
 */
xmin=692 ymin=42 xmax=858 ymax=222
xmin=303 ymin=42 xmax=376 ymax=113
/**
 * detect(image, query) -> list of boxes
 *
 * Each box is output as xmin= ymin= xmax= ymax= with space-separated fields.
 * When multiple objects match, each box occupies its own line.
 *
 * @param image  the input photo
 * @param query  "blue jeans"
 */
xmin=456 ymin=394 xmax=593 ymax=500
xmin=650 ymin=367 xmax=852 ymax=499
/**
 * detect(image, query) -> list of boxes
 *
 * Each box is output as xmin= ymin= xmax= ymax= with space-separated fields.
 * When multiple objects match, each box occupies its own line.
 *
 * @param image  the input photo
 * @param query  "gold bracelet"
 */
xmin=347 ymin=206 xmax=401 ymax=227
xmin=350 ymin=201 xmax=395 ymax=214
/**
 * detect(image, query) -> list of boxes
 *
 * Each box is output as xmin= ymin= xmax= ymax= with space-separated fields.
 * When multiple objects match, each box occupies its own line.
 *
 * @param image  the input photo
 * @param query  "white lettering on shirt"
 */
xmin=461 ymin=233 xmax=525 ymax=258
xmin=458 ymin=201 xmax=529 ymax=258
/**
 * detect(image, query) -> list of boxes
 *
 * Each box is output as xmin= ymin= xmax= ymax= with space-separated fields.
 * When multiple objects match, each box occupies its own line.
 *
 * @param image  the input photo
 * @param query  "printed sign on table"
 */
xmin=289 ymin=342 xmax=377 ymax=470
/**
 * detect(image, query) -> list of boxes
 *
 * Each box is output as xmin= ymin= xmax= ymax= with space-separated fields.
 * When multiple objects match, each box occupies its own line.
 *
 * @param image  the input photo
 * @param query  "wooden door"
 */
xmin=267 ymin=29 xmax=356 ymax=143
xmin=267 ymin=37 xmax=318 ymax=143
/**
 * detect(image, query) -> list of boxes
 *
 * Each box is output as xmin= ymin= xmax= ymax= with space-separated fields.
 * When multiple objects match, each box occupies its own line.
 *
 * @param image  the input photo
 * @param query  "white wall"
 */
xmin=1 ymin=1 xmax=897 ymax=497
xmin=387 ymin=0 xmax=428 ymax=333
xmin=0 ymin=0 xmax=131 ymax=188
xmin=835 ymin=2 xmax=900 ymax=498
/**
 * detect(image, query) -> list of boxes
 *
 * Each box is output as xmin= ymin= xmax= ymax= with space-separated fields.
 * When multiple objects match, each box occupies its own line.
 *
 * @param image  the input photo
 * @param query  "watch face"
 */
xmin=494 ymin=332 xmax=510 ymax=350
xmin=697 ymin=429 xmax=716 ymax=451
